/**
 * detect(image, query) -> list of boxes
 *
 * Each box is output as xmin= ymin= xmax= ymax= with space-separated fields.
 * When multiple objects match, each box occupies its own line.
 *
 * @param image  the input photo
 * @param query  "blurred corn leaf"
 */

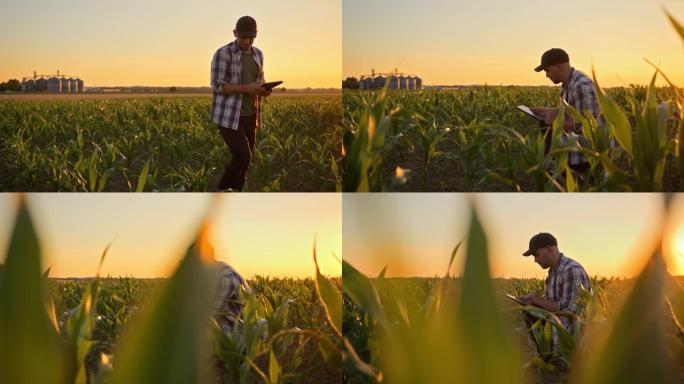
xmin=576 ymin=249 xmax=676 ymax=384
xmin=665 ymin=9 xmax=684 ymax=42
xmin=342 ymin=259 xmax=389 ymax=333
xmin=458 ymin=204 xmax=526 ymax=384
xmin=313 ymin=243 xmax=342 ymax=337
xmin=0 ymin=197 xmax=67 ymax=383
xmin=110 ymin=225 xmax=220 ymax=384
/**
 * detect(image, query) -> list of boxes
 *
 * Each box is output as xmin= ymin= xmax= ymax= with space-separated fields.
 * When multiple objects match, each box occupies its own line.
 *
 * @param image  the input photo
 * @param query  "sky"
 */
xmin=343 ymin=0 xmax=684 ymax=87
xmin=0 ymin=194 xmax=341 ymax=278
xmin=343 ymin=193 xmax=684 ymax=279
xmin=0 ymin=0 xmax=341 ymax=88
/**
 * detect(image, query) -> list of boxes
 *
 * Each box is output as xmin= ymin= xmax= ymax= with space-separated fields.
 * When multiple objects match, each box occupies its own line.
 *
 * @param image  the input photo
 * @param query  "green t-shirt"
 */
xmin=240 ymin=51 xmax=259 ymax=117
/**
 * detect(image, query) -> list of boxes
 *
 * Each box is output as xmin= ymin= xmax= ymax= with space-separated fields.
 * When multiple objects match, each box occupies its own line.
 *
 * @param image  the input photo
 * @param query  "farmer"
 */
xmin=517 ymin=232 xmax=591 ymax=334
xmin=206 ymin=244 xmax=251 ymax=334
xmin=530 ymin=48 xmax=602 ymax=174
xmin=210 ymin=15 xmax=272 ymax=192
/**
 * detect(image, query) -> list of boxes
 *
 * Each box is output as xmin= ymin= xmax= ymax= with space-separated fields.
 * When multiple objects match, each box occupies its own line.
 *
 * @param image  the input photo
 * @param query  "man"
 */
xmin=210 ymin=16 xmax=272 ymax=192
xmin=206 ymin=243 xmax=251 ymax=334
xmin=518 ymin=232 xmax=591 ymax=334
xmin=531 ymin=48 xmax=602 ymax=173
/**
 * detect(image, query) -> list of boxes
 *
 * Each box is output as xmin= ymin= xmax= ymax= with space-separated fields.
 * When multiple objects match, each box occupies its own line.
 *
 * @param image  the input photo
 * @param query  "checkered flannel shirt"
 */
xmin=545 ymin=253 xmax=591 ymax=333
xmin=212 ymin=261 xmax=250 ymax=334
xmin=210 ymin=41 xmax=265 ymax=130
xmin=561 ymin=68 xmax=602 ymax=166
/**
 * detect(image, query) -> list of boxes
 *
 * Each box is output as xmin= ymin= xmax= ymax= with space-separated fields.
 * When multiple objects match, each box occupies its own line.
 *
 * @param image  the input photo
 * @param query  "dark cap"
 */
xmin=534 ymin=48 xmax=569 ymax=72
xmin=235 ymin=16 xmax=257 ymax=38
xmin=522 ymin=233 xmax=557 ymax=256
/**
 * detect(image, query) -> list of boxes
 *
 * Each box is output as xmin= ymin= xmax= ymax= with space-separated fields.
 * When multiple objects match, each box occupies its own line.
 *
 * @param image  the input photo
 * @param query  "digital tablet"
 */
xmin=505 ymin=293 xmax=529 ymax=306
xmin=516 ymin=105 xmax=545 ymax=122
xmin=262 ymin=81 xmax=283 ymax=90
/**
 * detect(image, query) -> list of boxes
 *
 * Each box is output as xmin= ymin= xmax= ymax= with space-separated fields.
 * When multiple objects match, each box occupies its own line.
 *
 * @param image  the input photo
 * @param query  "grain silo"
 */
xmin=388 ymin=75 xmax=398 ymax=89
xmin=60 ymin=78 xmax=70 ymax=93
xmin=35 ymin=78 xmax=47 ymax=92
xmin=76 ymin=78 xmax=84 ymax=93
xmin=373 ymin=76 xmax=385 ymax=89
xmin=47 ymin=77 xmax=61 ymax=93
xmin=415 ymin=77 xmax=422 ymax=90
xmin=399 ymin=75 xmax=408 ymax=90
xmin=407 ymin=76 xmax=415 ymax=91
xmin=69 ymin=78 xmax=77 ymax=93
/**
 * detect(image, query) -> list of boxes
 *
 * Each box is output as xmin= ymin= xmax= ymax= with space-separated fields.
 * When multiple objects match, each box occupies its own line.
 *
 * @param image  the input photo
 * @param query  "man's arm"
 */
xmin=530 ymin=107 xmax=575 ymax=131
xmin=518 ymin=292 xmax=560 ymax=311
xmin=210 ymin=48 xmax=264 ymax=96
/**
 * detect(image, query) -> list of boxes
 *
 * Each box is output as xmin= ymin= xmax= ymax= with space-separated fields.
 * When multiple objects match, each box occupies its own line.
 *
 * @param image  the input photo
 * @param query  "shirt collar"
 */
xmin=562 ymin=68 xmax=576 ymax=91
xmin=549 ymin=253 xmax=565 ymax=275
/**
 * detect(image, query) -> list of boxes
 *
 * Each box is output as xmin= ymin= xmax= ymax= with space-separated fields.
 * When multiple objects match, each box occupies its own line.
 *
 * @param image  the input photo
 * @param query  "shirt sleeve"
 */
xmin=212 ymin=271 xmax=239 ymax=314
xmin=558 ymin=266 xmax=589 ymax=314
xmin=210 ymin=49 xmax=228 ymax=94
xmin=572 ymin=81 xmax=600 ymax=134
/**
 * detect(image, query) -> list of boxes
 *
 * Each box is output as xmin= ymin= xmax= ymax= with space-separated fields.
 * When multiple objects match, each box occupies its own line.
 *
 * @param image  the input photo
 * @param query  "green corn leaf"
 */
xmin=578 ymin=249 xmax=676 ymax=384
xmin=592 ymin=67 xmax=633 ymax=156
xmin=342 ymin=259 xmax=389 ymax=333
xmin=313 ymin=242 xmax=342 ymax=337
xmin=458 ymin=204 xmax=525 ymax=384
xmin=0 ymin=196 xmax=66 ymax=383
xmin=135 ymin=159 xmax=151 ymax=192
xmin=110 ymin=224 xmax=220 ymax=384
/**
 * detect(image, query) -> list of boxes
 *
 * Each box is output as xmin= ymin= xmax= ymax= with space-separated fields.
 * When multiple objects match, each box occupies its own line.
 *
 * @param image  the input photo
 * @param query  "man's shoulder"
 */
xmin=215 ymin=42 xmax=238 ymax=57
xmin=560 ymin=255 xmax=588 ymax=275
xmin=571 ymin=69 xmax=596 ymax=88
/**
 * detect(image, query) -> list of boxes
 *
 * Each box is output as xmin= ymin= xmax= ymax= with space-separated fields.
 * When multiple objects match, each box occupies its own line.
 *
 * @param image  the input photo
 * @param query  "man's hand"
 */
xmin=517 ymin=293 xmax=541 ymax=306
xmin=243 ymin=82 xmax=264 ymax=96
xmin=530 ymin=107 xmax=559 ymax=125
xmin=260 ymin=87 xmax=272 ymax=97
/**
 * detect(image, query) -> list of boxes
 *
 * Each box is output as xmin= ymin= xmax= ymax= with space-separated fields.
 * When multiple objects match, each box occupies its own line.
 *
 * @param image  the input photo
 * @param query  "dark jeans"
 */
xmin=217 ymin=115 xmax=257 ymax=191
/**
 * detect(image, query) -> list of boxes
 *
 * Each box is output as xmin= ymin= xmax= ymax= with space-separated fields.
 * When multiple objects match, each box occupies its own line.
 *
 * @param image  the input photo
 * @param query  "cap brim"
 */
xmin=522 ymin=249 xmax=534 ymax=256
xmin=534 ymin=64 xmax=544 ymax=72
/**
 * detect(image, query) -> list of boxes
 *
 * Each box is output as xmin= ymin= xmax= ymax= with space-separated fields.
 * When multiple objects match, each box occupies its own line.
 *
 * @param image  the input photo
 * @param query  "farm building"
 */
xmin=21 ymin=70 xmax=84 ymax=93
xmin=359 ymin=69 xmax=422 ymax=91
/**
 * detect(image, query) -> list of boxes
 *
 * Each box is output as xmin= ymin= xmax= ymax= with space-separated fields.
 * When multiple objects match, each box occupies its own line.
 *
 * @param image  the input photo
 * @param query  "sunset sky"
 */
xmin=0 ymin=194 xmax=341 ymax=278
xmin=0 ymin=0 xmax=341 ymax=88
xmin=343 ymin=0 xmax=684 ymax=87
xmin=343 ymin=193 xmax=684 ymax=279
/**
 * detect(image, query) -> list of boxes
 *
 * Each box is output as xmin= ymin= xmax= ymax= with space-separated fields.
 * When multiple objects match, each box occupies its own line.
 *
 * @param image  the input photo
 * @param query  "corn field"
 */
xmin=0 ymin=94 xmax=341 ymax=192
xmin=342 ymin=11 xmax=684 ymax=193
xmin=0 ymin=198 xmax=342 ymax=383
xmin=340 ymin=195 xmax=684 ymax=384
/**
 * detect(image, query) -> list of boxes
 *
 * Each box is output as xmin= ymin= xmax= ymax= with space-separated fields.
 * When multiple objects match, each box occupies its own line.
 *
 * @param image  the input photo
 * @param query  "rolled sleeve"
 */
xmin=210 ymin=49 xmax=227 ymax=94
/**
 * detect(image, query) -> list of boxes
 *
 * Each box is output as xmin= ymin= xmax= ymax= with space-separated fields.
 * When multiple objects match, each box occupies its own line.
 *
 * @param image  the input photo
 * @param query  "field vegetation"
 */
xmin=0 ymin=94 xmax=341 ymax=192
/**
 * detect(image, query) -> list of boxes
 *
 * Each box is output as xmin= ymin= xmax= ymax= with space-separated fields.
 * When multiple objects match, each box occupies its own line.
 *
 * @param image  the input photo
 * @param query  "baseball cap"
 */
xmin=522 ymin=233 xmax=558 ymax=256
xmin=534 ymin=48 xmax=569 ymax=72
xmin=235 ymin=16 xmax=257 ymax=38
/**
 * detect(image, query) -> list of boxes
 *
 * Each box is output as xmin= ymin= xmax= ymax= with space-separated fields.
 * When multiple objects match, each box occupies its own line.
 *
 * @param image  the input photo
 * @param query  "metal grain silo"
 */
xmin=47 ymin=77 xmax=61 ymax=93
xmin=408 ymin=76 xmax=415 ymax=90
xmin=60 ymin=78 xmax=70 ymax=93
xmin=35 ymin=78 xmax=47 ymax=92
xmin=69 ymin=78 xmax=77 ymax=93
xmin=373 ymin=76 xmax=385 ymax=89
xmin=76 ymin=78 xmax=84 ymax=93
xmin=399 ymin=75 xmax=408 ymax=90
xmin=389 ymin=75 xmax=398 ymax=89
xmin=415 ymin=77 xmax=422 ymax=90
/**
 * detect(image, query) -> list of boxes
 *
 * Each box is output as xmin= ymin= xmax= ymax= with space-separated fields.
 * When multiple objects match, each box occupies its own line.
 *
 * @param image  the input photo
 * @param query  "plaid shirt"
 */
xmin=210 ymin=41 xmax=265 ymax=130
xmin=212 ymin=261 xmax=250 ymax=333
xmin=561 ymin=68 xmax=601 ymax=165
xmin=545 ymin=253 xmax=591 ymax=333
